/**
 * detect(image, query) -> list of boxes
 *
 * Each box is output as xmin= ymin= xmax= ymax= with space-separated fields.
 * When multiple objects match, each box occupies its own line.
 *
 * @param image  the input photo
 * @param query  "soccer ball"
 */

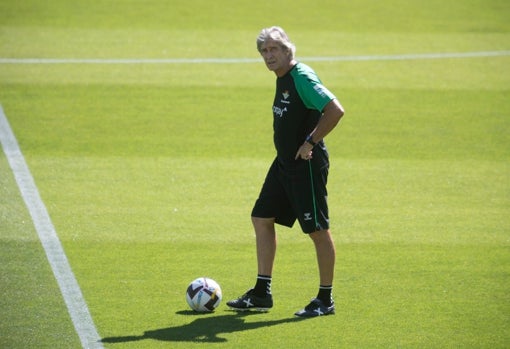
xmin=185 ymin=277 xmax=222 ymax=312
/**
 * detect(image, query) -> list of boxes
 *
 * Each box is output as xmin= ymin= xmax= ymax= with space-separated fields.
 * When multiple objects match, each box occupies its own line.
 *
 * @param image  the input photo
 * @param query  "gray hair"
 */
xmin=256 ymin=26 xmax=296 ymax=60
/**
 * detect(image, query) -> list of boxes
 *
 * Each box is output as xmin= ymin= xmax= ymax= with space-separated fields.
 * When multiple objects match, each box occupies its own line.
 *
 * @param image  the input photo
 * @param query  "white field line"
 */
xmin=0 ymin=50 xmax=509 ymax=64
xmin=0 ymin=105 xmax=103 ymax=349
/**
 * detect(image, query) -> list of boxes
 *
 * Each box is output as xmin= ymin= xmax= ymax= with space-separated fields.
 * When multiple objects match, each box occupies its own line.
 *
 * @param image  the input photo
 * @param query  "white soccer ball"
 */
xmin=185 ymin=277 xmax=222 ymax=312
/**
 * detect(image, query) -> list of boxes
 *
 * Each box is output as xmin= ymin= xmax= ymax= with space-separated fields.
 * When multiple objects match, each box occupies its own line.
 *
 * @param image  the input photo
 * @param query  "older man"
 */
xmin=227 ymin=26 xmax=345 ymax=317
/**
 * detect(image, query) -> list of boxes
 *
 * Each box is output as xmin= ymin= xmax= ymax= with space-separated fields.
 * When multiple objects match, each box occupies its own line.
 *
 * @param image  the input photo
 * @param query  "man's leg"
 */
xmin=226 ymin=217 xmax=275 ymax=311
xmin=295 ymin=229 xmax=335 ymax=317
xmin=252 ymin=216 xmax=277 ymax=276
xmin=294 ymin=229 xmax=336 ymax=317
xmin=309 ymin=229 xmax=335 ymax=285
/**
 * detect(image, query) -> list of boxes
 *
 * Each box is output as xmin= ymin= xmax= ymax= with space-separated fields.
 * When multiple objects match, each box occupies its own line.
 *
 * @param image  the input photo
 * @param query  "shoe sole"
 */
xmin=294 ymin=310 xmax=335 ymax=317
xmin=228 ymin=306 xmax=271 ymax=312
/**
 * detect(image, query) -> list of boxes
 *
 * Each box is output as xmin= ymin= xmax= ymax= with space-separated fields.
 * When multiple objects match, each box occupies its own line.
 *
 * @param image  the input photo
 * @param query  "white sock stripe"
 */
xmin=319 ymin=285 xmax=333 ymax=290
xmin=257 ymin=276 xmax=272 ymax=281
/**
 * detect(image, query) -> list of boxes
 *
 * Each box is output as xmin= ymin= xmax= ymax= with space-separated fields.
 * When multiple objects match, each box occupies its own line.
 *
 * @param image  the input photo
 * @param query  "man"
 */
xmin=227 ymin=26 xmax=345 ymax=317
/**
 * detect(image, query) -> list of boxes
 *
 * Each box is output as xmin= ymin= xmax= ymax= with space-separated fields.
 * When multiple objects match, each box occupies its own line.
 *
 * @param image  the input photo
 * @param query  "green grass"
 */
xmin=1 ymin=0 xmax=509 ymax=348
xmin=0 ymin=153 xmax=82 ymax=348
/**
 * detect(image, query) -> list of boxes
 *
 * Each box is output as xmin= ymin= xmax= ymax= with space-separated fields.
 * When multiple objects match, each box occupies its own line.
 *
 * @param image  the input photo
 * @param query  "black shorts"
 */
xmin=252 ymin=154 xmax=329 ymax=234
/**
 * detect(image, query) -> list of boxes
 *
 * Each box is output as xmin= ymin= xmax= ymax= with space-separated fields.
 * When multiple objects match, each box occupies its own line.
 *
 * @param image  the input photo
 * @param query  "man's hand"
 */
xmin=295 ymin=142 xmax=314 ymax=160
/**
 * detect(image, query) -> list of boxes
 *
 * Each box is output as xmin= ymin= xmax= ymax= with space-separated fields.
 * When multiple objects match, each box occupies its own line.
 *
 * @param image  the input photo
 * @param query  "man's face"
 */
xmin=259 ymin=39 xmax=291 ymax=76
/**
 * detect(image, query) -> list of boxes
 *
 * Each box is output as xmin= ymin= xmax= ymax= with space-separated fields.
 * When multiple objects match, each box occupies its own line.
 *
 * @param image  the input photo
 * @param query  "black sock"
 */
xmin=317 ymin=285 xmax=333 ymax=306
xmin=253 ymin=275 xmax=272 ymax=297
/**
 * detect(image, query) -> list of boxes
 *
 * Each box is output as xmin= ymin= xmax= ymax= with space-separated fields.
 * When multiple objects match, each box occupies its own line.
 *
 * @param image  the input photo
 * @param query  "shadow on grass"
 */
xmin=101 ymin=310 xmax=305 ymax=344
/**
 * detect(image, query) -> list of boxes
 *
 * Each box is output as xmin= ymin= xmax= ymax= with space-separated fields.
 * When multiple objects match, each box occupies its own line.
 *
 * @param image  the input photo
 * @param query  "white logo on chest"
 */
xmin=273 ymin=105 xmax=287 ymax=118
xmin=280 ymin=90 xmax=290 ymax=104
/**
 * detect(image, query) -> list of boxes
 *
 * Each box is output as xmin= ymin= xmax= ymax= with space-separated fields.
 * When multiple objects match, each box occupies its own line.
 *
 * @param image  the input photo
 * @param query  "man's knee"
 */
xmin=309 ymin=229 xmax=333 ymax=243
xmin=252 ymin=216 xmax=276 ymax=234
xmin=252 ymin=216 xmax=275 ymax=226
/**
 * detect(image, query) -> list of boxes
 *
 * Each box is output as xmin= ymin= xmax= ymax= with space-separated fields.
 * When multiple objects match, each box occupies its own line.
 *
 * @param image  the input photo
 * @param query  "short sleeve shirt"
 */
xmin=272 ymin=62 xmax=336 ymax=164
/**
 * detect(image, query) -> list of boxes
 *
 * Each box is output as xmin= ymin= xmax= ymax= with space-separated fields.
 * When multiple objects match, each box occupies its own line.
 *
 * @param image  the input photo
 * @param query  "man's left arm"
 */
xmin=295 ymin=99 xmax=345 ymax=160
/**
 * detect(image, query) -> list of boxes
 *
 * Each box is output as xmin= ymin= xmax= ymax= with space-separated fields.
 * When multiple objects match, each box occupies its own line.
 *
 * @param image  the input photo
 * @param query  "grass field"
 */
xmin=1 ymin=1 xmax=509 ymax=348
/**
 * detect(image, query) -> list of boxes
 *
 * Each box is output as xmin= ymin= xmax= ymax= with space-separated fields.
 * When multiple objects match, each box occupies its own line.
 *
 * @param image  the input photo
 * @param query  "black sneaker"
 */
xmin=294 ymin=298 xmax=335 ymax=317
xmin=227 ymin=289 xmax=273 ymax=312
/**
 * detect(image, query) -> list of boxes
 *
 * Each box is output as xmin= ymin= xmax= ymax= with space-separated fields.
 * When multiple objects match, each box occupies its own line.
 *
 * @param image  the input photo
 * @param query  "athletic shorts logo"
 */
xmin=304 ymin=213 xmax=312 ymax=221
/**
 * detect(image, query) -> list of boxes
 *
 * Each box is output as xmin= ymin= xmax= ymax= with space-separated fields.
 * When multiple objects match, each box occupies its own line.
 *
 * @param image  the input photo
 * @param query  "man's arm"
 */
xmin=295 ymin=99 xmax=345 ymax=160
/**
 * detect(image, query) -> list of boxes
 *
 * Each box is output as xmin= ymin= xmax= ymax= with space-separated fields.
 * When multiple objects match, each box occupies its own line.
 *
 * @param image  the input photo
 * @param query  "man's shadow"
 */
xmin=101 ymin=310 xmax=305 ymax=344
